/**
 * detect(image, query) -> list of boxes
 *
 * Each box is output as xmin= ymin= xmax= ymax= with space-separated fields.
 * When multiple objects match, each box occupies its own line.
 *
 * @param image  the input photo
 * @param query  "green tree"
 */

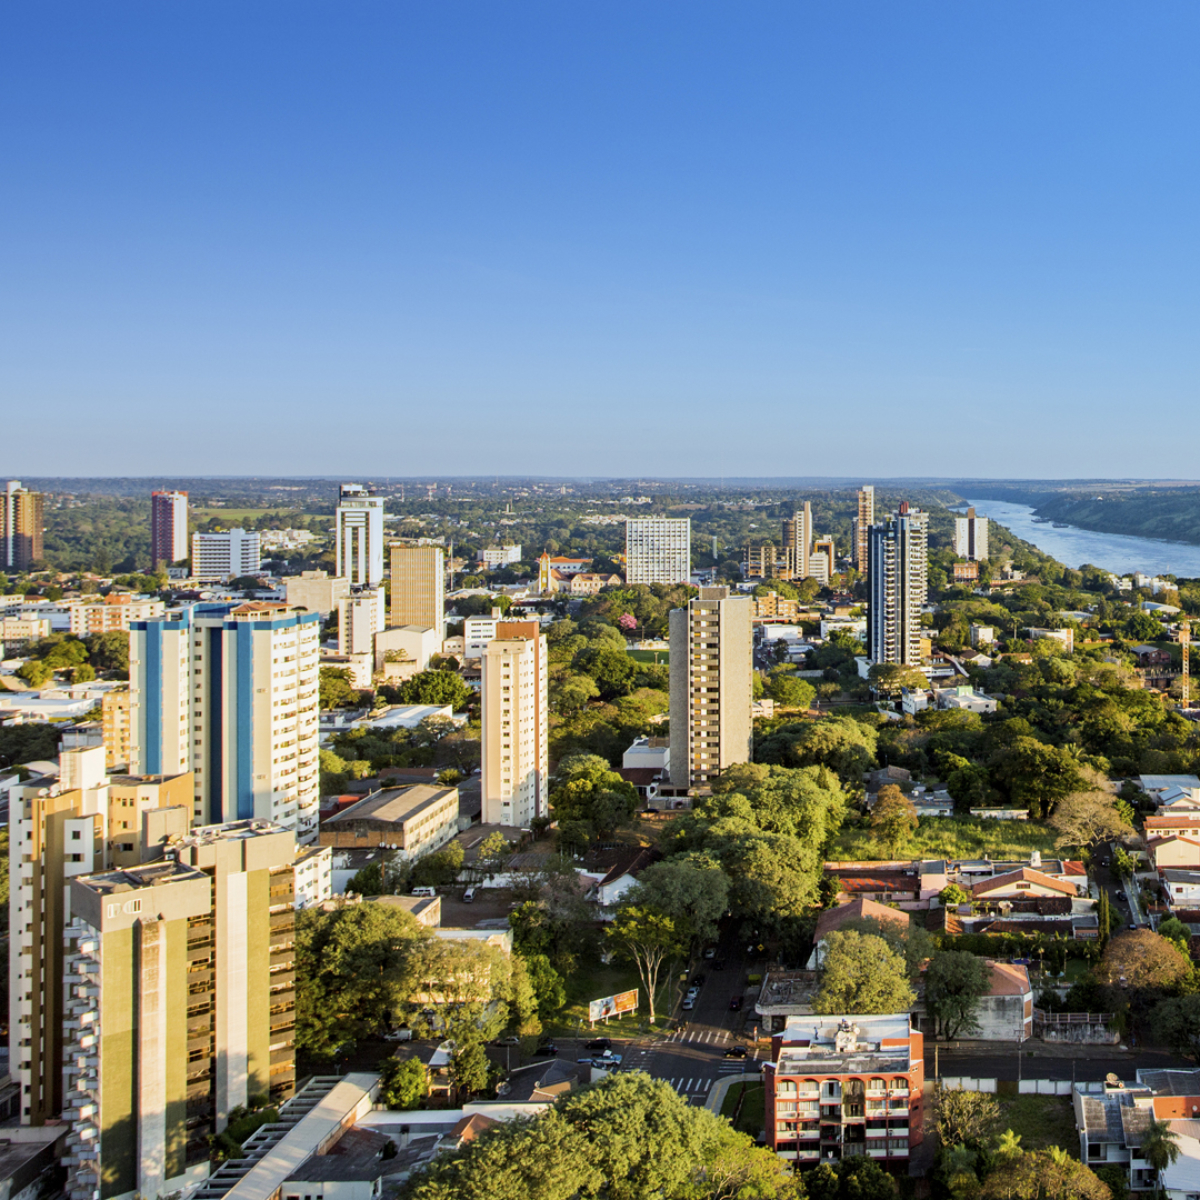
xmin=1151 ymin=995 xmax=1200 ymax=1060
xmin=1141 ymin=1118 xmax=1181 ymax=1176
xmin=475 ymin=831 xmax=511 ymax=880
xmin=521 ymin=953 xmax=567 ymax=1018
xmin=393 ymin=670 xmax=473 ymax=710
xmin=624 ymin=859 xmax=730 ymax=949
xmin=549 ymin=755 xmax=638 ymax=839
xmin=769 ymin=673 xmax=816 ymax=709
xmin=925 ymin=951 xmax=991 ymax=1039
xmin=868 ymin=662 xmax=928 ymax=698
xmin=813 ymin=931 xmax=915 ymax=1014
xmin=320 ymin=666 xmax=360 ymax=709
xmin=1048 ymin=783 xmax=1131 ymax=852
xmin=870 ymin=785 xmax=918 ymax=856
xmin=935 ymin=1085 xmax=999 ymax=1149
xmin=1158 ymin=917 xmax=1192 ymax=957
xmin=606 ymin=907 xmax=681 ymax=1025
xmin=379 ymin=1056 xmax=427 ymax=1110
xmin=452 ymin=1038 xmax=491 ymax=1099
xmin=940 ymin=883 xmax=971 ymax=907
xmin=82 ymin=630 xmax=130 ymax=676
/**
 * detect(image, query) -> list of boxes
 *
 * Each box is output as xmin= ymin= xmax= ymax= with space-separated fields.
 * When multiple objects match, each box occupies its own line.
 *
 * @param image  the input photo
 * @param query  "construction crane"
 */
xmin=1181 ymin=617 xmax=1191 ymax=708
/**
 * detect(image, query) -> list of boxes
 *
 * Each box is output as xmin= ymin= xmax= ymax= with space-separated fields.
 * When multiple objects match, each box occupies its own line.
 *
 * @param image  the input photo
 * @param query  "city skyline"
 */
xmin=4 ymin=3 xmax=1200 ymax=477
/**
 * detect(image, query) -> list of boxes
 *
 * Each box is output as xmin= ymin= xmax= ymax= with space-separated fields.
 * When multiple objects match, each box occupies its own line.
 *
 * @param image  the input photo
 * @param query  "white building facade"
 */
xmin=953 ymin=508 xmax=989 ymax=561
xmin=625 ymin=517 xmax=691 ymax=585
xmin=867 ymin=504 xmax=928 ymax=667
xmin=335 ymin=484 xmax=385 ymax=588
xmin=191 ymin=528 xmax=262 ymax=582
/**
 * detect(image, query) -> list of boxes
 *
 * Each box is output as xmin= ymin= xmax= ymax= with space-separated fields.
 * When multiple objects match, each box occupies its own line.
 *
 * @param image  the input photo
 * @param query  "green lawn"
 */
xmin=546 ymin=960 xmax=672 ymax=1037
xmin=626 ymin=649 xmax=669 ymax=665
xmin=995 ymin=1095 xmax=1079 ymax=1155
xmin=828 ymin=817 xmax=1056 ymax=862
xmin=721 ymin=1082 xmax=765 ymax=1138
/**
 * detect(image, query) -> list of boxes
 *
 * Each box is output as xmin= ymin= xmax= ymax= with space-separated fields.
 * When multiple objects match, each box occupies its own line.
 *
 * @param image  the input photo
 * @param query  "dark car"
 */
xmin=729 ymin=996 xmax=743 ymax=1011
xmin=692 ymin=974 xmax=706 ymax=987
xmin=585 ymin=1038 xmax=612 ymax=1051
xmin=1115 ymin=890 xmax=1127 ymax=900
xmin=535 ymin=1041 xmax=558 ymax=1056
xmin=724 ymin=1045 xmax=748 ymax=1058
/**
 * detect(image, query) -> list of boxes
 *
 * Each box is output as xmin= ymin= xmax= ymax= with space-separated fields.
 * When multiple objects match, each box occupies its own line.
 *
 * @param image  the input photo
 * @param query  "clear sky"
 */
xmin=3 ymin=3 xmax=1199 ymax=479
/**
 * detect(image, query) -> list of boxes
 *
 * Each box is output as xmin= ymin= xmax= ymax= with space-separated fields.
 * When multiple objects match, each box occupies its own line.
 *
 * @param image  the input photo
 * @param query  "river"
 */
xmin=960 ymin=498 xmax=1200 ymax=578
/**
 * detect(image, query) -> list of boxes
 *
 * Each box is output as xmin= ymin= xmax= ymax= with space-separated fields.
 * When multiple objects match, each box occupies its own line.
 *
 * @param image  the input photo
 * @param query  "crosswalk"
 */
xmin=653 ymin=1028 xmax=731 ymax=1045
xmin=665 ymin=1076 xmax=713 ymax=1095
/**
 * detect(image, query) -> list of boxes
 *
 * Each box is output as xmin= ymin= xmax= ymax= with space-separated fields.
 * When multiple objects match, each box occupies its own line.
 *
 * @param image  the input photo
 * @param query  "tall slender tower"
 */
xmin=335 ymin=483 xmax=385 ymax=587
xmin=150 ymin=490 xmax=189 ymax=567
xmin=2 ymin=480 xmax=44 ymax=569
xmin=853 ymin=486 xmax=875 ymax=574
xmin=781 ymin=504 xmax=811 ymax=579
xmin=953 ymin=508 xmax=990 ymax=562
xmin=668 ymin=587 xmax=753 ymax=789
xmin=867 ymin=503 xmax=928 ymax=666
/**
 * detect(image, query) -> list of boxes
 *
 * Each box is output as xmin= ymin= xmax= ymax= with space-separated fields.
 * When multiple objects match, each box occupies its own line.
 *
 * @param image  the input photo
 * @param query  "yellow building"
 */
xmin=388 ymin=543 xmax=445 ymax=630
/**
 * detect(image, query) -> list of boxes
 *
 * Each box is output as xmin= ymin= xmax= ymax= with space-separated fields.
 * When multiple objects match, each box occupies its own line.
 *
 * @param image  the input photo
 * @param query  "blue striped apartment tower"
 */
xmin=130 ymin=602 xmax=322 ymax=841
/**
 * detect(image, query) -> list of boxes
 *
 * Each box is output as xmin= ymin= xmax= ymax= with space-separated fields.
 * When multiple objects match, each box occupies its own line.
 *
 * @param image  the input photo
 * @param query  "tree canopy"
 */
xmin=814 ymin=930 xmax=916 ymax=1014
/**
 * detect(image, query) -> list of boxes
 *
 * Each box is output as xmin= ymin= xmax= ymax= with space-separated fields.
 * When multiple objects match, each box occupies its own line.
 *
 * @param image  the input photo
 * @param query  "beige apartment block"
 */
xmin=67 ymin=596 xmax=165 ymax=635
xmin=388 ymin=543 xmax=445 ymax=631
xmin=853 ymin=484 xmax=875 ymax=573
xmin=669 ymin=587 xmax=753 ymax=789
xmin=101 ymin=689 xmax=131 ymax=770
xmin=284 ymin=570 xmax=351 ymax=618
xmin=481 ymin=623 xmax=548 ymax=827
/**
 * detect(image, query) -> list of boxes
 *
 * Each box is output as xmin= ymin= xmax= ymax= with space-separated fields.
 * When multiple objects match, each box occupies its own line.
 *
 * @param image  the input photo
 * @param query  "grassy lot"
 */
xmin=721 ymin=1081 xmax=766 ymax=1138
xmin=193 ymin=507 xmax=308 ymax=523
xmin=626 ymin=649 xmax=668 ymax=665
xmin=546 ymin=960 xmax=673 ymax=1038
xmin=995 ymin=1095 xmax=1078 ymax=1154
xmin=828 ymin=817 xmax=1056 ymax=862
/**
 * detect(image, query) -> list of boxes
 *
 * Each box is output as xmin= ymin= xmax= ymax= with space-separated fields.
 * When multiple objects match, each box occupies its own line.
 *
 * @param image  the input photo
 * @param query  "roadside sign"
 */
xmin=588 ymin=989 xmax=639 ymax=1024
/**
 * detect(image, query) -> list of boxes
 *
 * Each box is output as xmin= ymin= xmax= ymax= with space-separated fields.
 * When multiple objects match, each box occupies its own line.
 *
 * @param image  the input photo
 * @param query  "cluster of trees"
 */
xmin=398 ymin=1071 xmax=801 ymax=1200
xmin=14 ymin=631 xmax=129 ymax=687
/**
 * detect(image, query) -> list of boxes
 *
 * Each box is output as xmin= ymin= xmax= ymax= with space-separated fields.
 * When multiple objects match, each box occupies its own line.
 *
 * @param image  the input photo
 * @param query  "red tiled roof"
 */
xmin=1147 ymin=817 xmax=1200 ymax=831
xmin=1063 ymin=861 xmax=1087 ymax=876
xmin=831 ymin=872 xmax=919 ymax=895
xmin=814 ymin=897 xmax=911 ymax=943
xmin=971 ymin=868 xmax=1077 ymax=898
xmin=988 ymin=960 xmax=1032 ymax=997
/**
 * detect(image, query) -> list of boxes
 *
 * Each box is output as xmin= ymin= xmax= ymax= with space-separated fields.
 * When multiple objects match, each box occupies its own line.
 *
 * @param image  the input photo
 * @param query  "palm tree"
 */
xmin=1142 ymin=1118 xmax=1181 ymax=1195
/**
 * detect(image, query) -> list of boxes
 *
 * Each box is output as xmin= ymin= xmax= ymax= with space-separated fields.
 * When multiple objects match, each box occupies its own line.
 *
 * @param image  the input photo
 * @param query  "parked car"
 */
xmin=1115 ymin=890 xmax=1127 ymax=900
xmin=585 ymin=1038 xmax=612 ymax=1051
xmin=682 ymin=997 xmax=695 ymax=1011
xmin=577 ymin=1054 xmax=623 ymax=1067
xmin=535 ymin=1041 xmax=558 ymax=1056
xmin=383 ymin=1028 xmax=413 ymax=1042
xmin=724 ymin=1045 xmax=748 ymax=1058
xmin=703 ymin=947 xmax=716 ymax=959
xmin=729 ymin=996 xmax=742 ymax=1011
xmin=692 ymin=974 xmax=706 ymax=987
xmin=463 ymin=887 xmax=476 ymax=903
xmin=493 ymin=1035 xmax=520 ymax=1046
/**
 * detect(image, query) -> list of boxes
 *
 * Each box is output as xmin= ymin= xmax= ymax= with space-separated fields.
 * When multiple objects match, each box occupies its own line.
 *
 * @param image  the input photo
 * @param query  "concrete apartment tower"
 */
xmin=129 ymin=603 xmax=322 ymax=841
xmin=389 ymin=543 xmax=445 ymax=630
xmin=335 ymin=483 xmax=385 ymax=587
xmin=150 ymin=490 xmax=189 ymax=567
xmin=8 ymin=747 xmax=193 ymax=1126
xmin=781 ymin=503 xmax=811 ymax=579
xmin=867 ymin=502 xmax=929 ymax=666
xmin=853 ymin=485 xmax=875 ymax=573
xmin=2 ymin=480 xmax=44 ymax=569
xmin=625 ymin=517 xmax=691 ymax=585
xmin=668 ymin=587 xmax=753 ymax=789
xmin=953 ymin=507 xmax=989 ymax=562
xmin=61 ymin=820 xmax=301 ymax=1200
xmin=190 ymin=528 xmax=262 ymax=582
xmin=481 ymin=622 xmax=548 ymax=827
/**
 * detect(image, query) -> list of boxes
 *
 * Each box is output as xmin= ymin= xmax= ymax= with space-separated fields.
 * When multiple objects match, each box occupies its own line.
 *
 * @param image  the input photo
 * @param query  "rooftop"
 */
xmin=325 ymin=784 xmax=458 ymax=827
xmin=75 ymin=859 xmax=208 ymax=896
xmin=774 ymin=1015 xmax=915 ymax=1076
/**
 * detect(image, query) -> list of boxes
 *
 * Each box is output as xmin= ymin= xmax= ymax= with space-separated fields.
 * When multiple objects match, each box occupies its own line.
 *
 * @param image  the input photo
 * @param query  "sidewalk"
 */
xmin=706 ymin=1072 xmax=760 ymax=1114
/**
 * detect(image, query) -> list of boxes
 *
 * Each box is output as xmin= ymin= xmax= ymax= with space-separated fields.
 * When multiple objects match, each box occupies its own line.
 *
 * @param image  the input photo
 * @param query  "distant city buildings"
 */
xmin=2 ymin=480 xmax=43 ymax=569
xmin=150 ymin=489 xmax=189 ymax=566
xmin=782 ymin=504 xmax=812 ymax=579
xmin=335 ymin=483 xmax=385 ymax=587
xmin=482 ymin=544 xmax=521 ymax=568
xmin=129 ymin=602 xmax=321 ymax=840
xmin=481 ymin=622 xmax=548 ymax=826
xmin=867 ymin=502 xmax=928 ymax=666
xmin=953 ymin=507 xmax=989 ymax=561
xmin=625 ymin=517 xmax=690 ymax=585
xmin=743 ymin=507 xmax=835 ymax=584
xmin=284 ymin=569 xmax=351 ymax=617
xmin=669 ymin=586 xmax=753 ymax=789
xmin=191 ymin=527 xmax=262 ymax=581
xmin=853 ymin=484 xmax=875 ymax=574
xmin=389 ymin=543 xmax=445 ymax=630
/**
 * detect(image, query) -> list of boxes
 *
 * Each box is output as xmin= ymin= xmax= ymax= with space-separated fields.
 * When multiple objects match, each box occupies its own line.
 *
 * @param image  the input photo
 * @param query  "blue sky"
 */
xmin=3 ymin=3 xmax=1200 ymax=478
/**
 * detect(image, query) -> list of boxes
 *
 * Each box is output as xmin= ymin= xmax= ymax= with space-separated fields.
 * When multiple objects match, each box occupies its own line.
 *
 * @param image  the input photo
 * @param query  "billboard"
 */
xmin=588 ymin=989 xmax=638 ymax=1023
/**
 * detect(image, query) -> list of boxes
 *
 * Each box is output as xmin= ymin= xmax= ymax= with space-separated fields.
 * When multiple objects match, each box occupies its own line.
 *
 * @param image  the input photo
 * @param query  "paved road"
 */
xmin=931 ymin=1045 xmax=1192 ymax=1082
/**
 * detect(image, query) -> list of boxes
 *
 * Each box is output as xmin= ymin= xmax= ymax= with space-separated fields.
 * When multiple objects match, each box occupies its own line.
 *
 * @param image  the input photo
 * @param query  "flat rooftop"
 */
xmin=325 ymin=784 xmax=458 ymax=827
xmin=75 ymin=859 xmax=208 ymax=896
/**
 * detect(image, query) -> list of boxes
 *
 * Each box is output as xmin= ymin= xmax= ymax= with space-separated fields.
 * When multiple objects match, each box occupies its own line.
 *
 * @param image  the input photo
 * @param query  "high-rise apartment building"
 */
xmin=625 ymin=518 xmax=691 ymax=585
xmin=338 ymin=586 xmax=385 ymax=657
xmin=782 ymin=504 xmax=812 ymax=579
xmin=150 ymin=490 xmax=189 ymax=567
xmin=61 ymin=820 xmax=301 ymax=1200
xmin=335 ymin=483 xmax=385 ymax=588
xmin=129 ymin=603 xmax=321 ymax=840
xmin=2 ymin=480 xmax=44 ymax=569
xmin=953 ymin=508 xmax=989 ymax=562
xmin=389 ymin=543 xmax=445 ymax=630
xmin=481 ymin=622 xmax=548 ymax=827
xmin=191 ymin=528 xmax=262 ymax=582
xmin=853 ymin=485 xmax=875 ymax=573
xmin=101 ymin=688 xmax=131 ymax=770
xmin=867 ymin=503 xmax=928 ymax=667
xmin=668 ymin=586 xmax=753 ymax=789
xmin=812 ymin=537 xmax=836 ymax=584
xmin=8 ymin=746 xmax=194 ymax=1126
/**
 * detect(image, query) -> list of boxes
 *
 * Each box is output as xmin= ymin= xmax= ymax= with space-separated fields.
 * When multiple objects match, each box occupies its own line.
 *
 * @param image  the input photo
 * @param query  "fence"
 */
xmin=939 ymin=1077 xmax=1106 ymax=1096
xmin=1034 ymin=1010 xmax=1116 ymax=1025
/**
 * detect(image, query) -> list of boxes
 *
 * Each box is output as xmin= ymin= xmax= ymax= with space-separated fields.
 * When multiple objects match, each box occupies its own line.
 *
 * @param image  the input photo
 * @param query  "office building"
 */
xmin=2 ymin=480 xmax=44 ymax=569
xmin=668 ymin=586 xmax=753 ymax=789
xmin=284 ymin=569 xmax=350 ymax=618
xmin=867 ymin=503 xmax=928 ymax=667
xmin=764 ymin=1014 xmax=924 ymax=1167
xmin=953 ymin=507 xmax=990 ymax=562
xmin=625 ymin=518 xmax=690 ymax=585
xmin=389 ymin=543 xmax=445 ymax=630
xmin=191 ymin=528 xmax=262 ymax=582
xmin=61 ymin=820 xmax=301 ymax=1200
xmin=853 ymin=485 xmax=875 ymax=573
xmin=8 ymin=746 xmax=194 ymax=1127
xmin=335 ymin=483 xmax=385 ymax=588
xmin=782 ymin=504 xmax=811 ymax=580
xmin=150 ymin=490 xmax=189 ymax=567
xmin=338 ymin=586 xmax=385 ymax=657
xmin=481 ymin=623 xmax=548 ymax=827
xmin=129 ymin=603 xmax=321 ymax=840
